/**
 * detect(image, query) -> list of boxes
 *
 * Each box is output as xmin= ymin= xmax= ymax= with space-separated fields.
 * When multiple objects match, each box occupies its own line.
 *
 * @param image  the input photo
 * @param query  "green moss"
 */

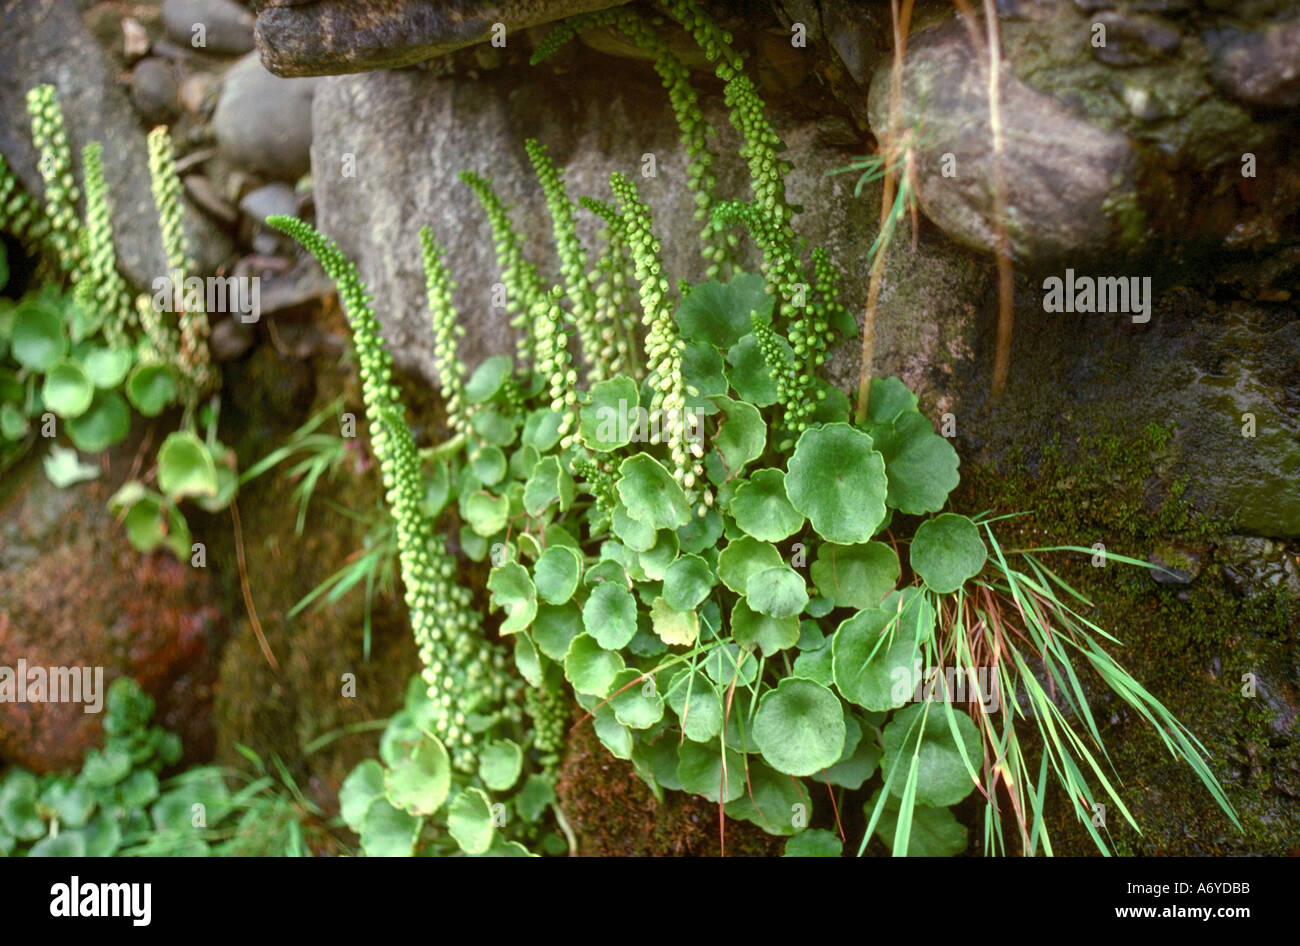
xmin=956 ymin=421 xmax=1299 ymax=855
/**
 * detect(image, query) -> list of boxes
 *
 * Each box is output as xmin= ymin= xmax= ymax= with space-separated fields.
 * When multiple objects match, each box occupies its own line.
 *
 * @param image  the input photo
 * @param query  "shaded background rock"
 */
xmin=0 ymin=0 xmax=234 ymax=285
xmin=212 ymin=51 xmax=320 ymax=180
xmin=163 ymin=0 xmax=256 ymax=56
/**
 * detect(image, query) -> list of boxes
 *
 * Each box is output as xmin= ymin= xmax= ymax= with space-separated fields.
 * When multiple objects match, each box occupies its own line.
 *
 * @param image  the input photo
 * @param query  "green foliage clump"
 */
xmin=271 ymin=0 xmax=1236 ymax=857
xmin=0 ymin=84 xmax=234 ymax=555
xmin=0 ymin=678 xmax=325 ymax=857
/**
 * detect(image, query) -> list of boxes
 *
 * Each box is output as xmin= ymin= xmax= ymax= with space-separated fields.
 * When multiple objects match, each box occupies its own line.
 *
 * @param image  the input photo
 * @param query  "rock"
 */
xmin=1206 ymin=18 xmax=1300 ymax=109
xmin=1218 ymin=536 xmax=1300 ymax=597
xmin=209 ymin=315 xmax=255 ymax=360
xmin=253 ymin=0 xmax=633 ymax=77
xmin=130 ymin=57 xmax=179 ymax=123
xmin=240 ymin=181 xmax=299 ymax=253
xmin=1088 ymin=11 xmax=1181 ymax=67
xmin=822 ymin=0 xmax=881 ymax=86
xmin=238 ymin=181 xmax=298 ymax=223
xmin=184 ymin=173 xmax=239 ymax=224
xmin=122 ymin=16 xmax=151 ymax=61
xmin=869 ymin=1 xmax=1300 ymax=265
xmin=967 ymin=289 xmax=1300 ymax=539
xmin=212 ymin=51 xmax=319 ymax=180
xmin=180 ymin=71 xmax=220 ymax=114
xmin=0 ymin=448 xmax=225 ymax=772
xmin=867 ymin=22 xmax=1138 ymax=264
xmin=0 ymin=0 xmax=233 ymax=287
xmin=1149 ymin=542 xmax=1202 ymax=584
xmin=310 ymin=51 xmax=989 ymax=409
xmin=162 ymin=0 xmax=256 ymax=56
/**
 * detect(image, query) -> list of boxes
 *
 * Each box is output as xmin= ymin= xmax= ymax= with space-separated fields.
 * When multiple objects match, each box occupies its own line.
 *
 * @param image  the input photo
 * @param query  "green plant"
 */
xmin=269 ymin=0 xmax=1235 ymax=857
xmin=0 ymin=678 xmax=336 ymax=858
xmin=0 ymin=85 xmax=235 ymax=557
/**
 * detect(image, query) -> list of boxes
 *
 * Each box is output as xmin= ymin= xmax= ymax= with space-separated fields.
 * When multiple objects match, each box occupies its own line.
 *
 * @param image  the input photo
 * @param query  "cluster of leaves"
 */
xmin=272 ymin=0 xmax=1235 ymax=856
xmin=0 ymin=679 xmax=326 ymax=857
xmin=337 ymin=676 xmax=565 ymax=857
xmin=0 ymin=86 xmax=232 ymax=556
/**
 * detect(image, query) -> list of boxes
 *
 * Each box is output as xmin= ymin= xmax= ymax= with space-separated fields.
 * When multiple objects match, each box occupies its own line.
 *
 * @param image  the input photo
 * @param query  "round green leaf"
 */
xmin=0 ymin=773 xmax=45 ymax=840
xmin=464 ymin=354 xmax=514 ymax=404
xmin=469 ymin=444 xmax=507 ymax=486
xmin=447 ymin=788 xmax=495 ymax=855
xmin=385 ymin=735 xmax=451 ymax=817
xmin=360 ymin=797 xmax=420 ymax=856
xmin=464 ymin=490 xmax=510 ymax=537
xmin=745 ymin=565 xmax=808 ymax=619
xmin=785 ymin=424 xmax=887 ymax=543
xmin=730 ymin=468 xmax=804 ymax=541
xmin=157 ymin=431 xmax=219 ymax=499
xmin=665 ymin=668 xmax=723 ymax=742
xmin=674 ymin=272 xmax=772 ymax=348
xmin=579 ymin=374 xmax=639 ymax=452
xmin=712 ymin=395 xmax=766 ymax=474
xmin=874 ymin=411 xmax=960 ymax=514
xmin=637 ymin=529 xmax=679 ymax=581
xmin=523 ymin=454 xmax=574 ymax=516
xmin=910 ymin=513 xmax=987 ymax=594
xmin=832 ymin=608 xmax=919 ymax=712
xmin=649 ymin=596 xmax=699 ymax=647
xmin=487 ymin=562 xmax=536 ymax=634
xmin=41 ymin=359 xmax=93 ymax=418
xmin=811 ymin=542 xmax=899 ymax=610
xmin=339 ymin=760 xmax=386 ymax=831
xmin=478 ymin=739 xmax=523 ymax=792
xmin=753 ymin=678 xmax=845 ymax=776
xmin=866 ymin=377 xmax=918 ymax=425
xmin=784 ymin=828 xmax=843 ymax=857
xmin=30 ymin=832 xmax=86 ymax=857
xmin=676 ymin=738 xmax=746 ymax=803
xmin=470 ymin=407 xmax=516 ymax=446
xmin=725 ymin=332 xmax=782 ymax=407
xmin=534 ymin=545 xmax=582 ymax=605
xmin=78 ymin=812 xmax=122 ymax=857
xmin=731 ymin=598 xmax=800 ymax=656
xmin=725 ymin=760 xmax=809 ymax=836
xmin=881 ymin=703 xmax=982 ymax=807
xmin=522 ymin=408 xmax=563 ymax=451
xmin=702 ymin=641 xmax=758 ymax=687
xmin=65 ymin=391 xmax=129 ymax=453
xmin=532 ymin=602 xmax=583 ymax=661
xmin=717 ymin=536 xmax=783 ymax=594
xmin=608 ymin=669 xmax=665 ymax=730
xmin=516 ymin=774 xmax=556 ymax=823
xmin=582 ymin=581 xmax=637 ymax=649
xmin=83 ymin=347 xmax=133 ymax=389
xmin=616 ymin=454 xmax=689 ymax=530
xmin=563 ymin=633 xmax=625 ymax=697
xmin=11 ymin=297 xmax=66 ymax=371
xmin=125 ymin=363 xmax=179 ymax=417
xmin=662 ymin=553 xmax=714 ymax=612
